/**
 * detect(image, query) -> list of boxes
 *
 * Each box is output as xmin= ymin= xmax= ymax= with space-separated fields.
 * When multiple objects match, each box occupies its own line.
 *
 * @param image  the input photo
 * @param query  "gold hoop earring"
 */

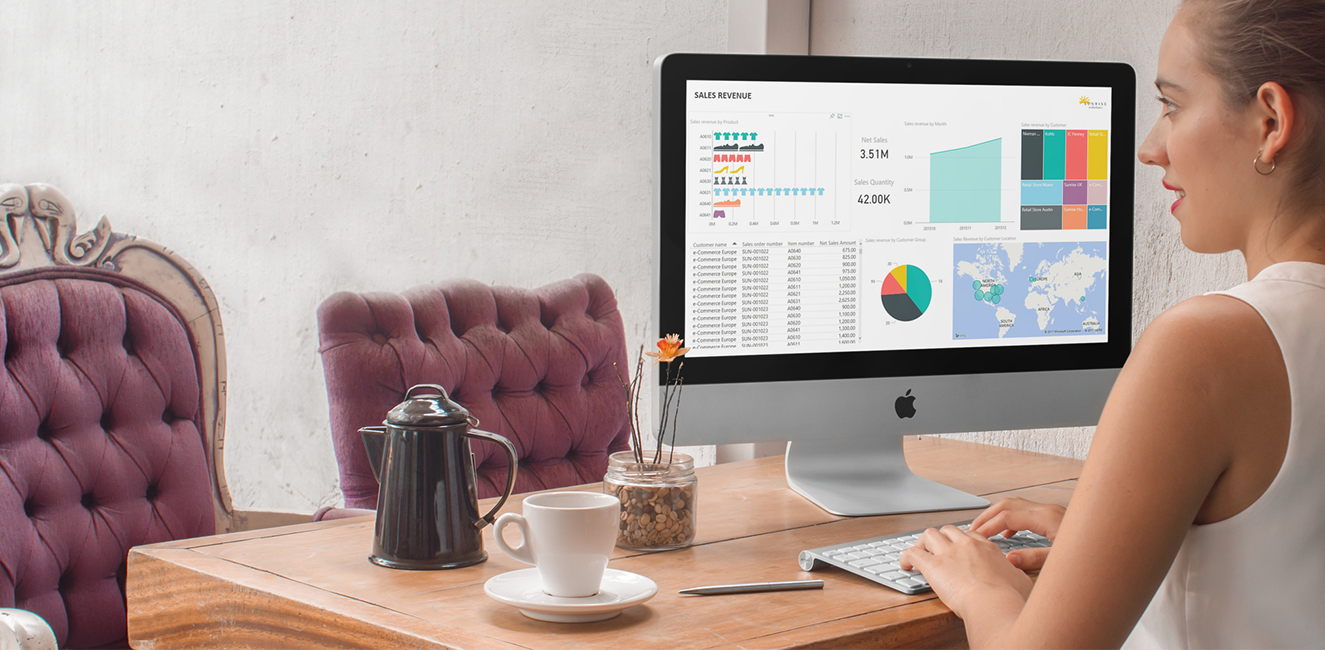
xmin=1254 ymin=150 xmax=1276 ymax=175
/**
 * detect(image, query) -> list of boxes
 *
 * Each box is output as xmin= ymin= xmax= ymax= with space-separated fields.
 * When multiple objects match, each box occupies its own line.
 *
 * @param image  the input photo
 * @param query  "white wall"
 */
xmin=810 ymin=0 xmax=1246 ymax=459
xmin=1 ymin=1 xmax=726 ymax=511
xmin=1 ymin=1 xmax=1246 ymax=512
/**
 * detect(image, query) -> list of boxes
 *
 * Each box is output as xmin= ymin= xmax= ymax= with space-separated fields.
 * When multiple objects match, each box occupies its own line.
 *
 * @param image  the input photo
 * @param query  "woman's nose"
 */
xmin=1138 ymin=119 xmax=1168 ymax=167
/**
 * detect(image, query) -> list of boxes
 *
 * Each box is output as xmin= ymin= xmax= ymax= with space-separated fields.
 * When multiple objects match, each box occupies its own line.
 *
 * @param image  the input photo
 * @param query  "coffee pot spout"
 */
xmin=359 ymin=426 xmax=388 ymax=483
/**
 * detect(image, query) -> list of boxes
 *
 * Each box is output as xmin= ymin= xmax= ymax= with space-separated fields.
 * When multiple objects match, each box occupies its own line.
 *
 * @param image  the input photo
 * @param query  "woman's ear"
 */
xmin=1255 ymin=81 xmax=1296 ymax=164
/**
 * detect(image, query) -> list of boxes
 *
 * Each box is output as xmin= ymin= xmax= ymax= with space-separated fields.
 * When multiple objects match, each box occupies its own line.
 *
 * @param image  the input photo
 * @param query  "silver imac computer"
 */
xmin=653 ymin=54 xmax=1135 ymax=516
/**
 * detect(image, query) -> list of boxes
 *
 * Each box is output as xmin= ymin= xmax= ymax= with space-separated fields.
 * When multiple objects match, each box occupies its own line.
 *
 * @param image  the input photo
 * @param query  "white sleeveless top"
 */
xmin=1123 ymin=261 xmax=1325 ymax=649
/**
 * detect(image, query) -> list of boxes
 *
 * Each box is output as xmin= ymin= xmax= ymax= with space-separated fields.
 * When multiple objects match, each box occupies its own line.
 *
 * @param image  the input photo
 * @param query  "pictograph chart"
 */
xmin=698 ymin=122 xmax=843 ymax=228
xmin=709 ymin=131 xmax=828 ymax=201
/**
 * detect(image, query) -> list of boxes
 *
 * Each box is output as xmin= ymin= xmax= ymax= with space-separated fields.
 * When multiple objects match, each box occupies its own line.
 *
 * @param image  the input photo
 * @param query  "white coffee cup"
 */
xmin=493 ymin=491 xmax=621 ymax=598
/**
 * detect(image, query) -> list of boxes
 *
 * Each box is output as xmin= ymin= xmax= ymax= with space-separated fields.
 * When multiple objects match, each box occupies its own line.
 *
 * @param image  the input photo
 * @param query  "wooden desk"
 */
xmin=127 ymin=437 xmax=1082 ymax=649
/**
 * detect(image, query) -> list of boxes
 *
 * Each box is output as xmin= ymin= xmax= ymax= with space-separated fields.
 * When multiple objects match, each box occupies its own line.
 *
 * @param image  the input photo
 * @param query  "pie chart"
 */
xmin=880 ymin=265 xmax=932 ymax=322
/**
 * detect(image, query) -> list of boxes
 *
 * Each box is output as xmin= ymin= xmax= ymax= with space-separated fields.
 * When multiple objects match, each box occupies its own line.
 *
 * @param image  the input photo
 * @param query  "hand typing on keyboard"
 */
xmin=896 ymin=497 xmax=1065 ymax=622
xmin=967 ymin=496 xmax=1065 ymax=571
xmin=899 ymin=523 xmax=1037 ymax=614
xmin=797 ymin=497 xmax=1062 ymax=597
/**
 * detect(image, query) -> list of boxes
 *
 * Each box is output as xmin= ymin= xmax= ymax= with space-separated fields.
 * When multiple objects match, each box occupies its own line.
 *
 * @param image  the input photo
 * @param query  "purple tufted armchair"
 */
xmin=0 ymin=184 xmax=306 ymax=648
xmin=318 ymin=275 xmax=633 ymax=511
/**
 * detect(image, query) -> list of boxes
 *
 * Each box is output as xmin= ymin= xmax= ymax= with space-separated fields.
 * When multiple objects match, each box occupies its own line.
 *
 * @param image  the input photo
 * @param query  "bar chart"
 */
xmin=1019 ymin=129 xmax=1108 ymax=231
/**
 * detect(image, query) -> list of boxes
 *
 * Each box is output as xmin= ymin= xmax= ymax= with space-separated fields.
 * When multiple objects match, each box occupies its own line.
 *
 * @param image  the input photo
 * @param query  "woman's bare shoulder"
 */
xmin=1096 ymin=292 xmax=1284 ymax=483
xmin=1132 ymin=293 xmax=1277 ymax=370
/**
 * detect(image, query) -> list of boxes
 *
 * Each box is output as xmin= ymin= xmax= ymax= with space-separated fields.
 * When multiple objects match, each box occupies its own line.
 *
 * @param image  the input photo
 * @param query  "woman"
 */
xmin=899 ymin=0 xmax=1325 ymax=647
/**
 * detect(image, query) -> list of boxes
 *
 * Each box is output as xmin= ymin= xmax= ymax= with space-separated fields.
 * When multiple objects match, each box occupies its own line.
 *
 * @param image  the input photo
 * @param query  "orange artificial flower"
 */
xmin=645 ymin=334 xmax=690 ymax=364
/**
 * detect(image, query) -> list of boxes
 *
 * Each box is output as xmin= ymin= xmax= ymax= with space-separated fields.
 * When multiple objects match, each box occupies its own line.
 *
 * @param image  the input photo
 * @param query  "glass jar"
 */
xmin=603 ymin=451 xmax=698 ymax=551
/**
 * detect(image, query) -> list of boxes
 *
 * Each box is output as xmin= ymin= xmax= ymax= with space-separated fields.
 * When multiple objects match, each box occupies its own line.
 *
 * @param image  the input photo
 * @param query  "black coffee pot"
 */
xmin=360 ymin=384 xmax=519 ymax=570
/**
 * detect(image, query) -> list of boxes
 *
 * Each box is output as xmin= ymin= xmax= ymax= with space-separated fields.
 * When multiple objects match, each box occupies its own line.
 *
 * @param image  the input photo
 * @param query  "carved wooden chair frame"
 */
xmin=0 ymin=183 xmax=306 ymax=533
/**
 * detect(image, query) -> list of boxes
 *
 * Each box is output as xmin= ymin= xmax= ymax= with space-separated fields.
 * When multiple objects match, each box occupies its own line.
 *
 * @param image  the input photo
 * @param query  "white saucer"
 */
xmin=483 ymin=568 xmax=658 ymax=623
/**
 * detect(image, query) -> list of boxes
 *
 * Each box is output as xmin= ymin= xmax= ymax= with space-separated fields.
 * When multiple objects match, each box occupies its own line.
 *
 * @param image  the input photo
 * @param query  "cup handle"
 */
xmin=492 ymin=513 xmax=534 ymax=565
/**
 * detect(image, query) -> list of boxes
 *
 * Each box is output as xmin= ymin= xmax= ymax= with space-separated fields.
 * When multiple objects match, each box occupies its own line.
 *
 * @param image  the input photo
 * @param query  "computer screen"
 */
xmin=654 ymin=54 xmax=1135 ymax=516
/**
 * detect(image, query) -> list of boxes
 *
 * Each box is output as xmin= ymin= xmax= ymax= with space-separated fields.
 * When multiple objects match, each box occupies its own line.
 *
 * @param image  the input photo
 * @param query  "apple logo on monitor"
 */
xmin=895 ymin=389 xmax=917 ymax=419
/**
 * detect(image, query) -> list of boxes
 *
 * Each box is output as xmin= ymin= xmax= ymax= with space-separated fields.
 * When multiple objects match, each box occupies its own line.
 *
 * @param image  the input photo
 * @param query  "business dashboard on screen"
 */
xmin=682 ymin=80 xmax=1113 ymax=360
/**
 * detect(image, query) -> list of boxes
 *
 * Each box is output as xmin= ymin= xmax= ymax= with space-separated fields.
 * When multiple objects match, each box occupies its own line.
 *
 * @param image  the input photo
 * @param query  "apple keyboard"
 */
xmin=797 ymin=521 xmax=1052 ymax=595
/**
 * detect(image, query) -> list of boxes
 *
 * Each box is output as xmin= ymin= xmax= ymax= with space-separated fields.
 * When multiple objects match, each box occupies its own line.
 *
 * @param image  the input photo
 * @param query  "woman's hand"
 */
xmin=970 ymin=497 xmax=1065 ymax=571
xmin=899 ymin=525 xmax=1033 ymax=620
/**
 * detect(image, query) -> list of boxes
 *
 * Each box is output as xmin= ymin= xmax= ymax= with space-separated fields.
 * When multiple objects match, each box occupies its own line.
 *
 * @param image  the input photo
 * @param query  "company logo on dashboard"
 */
xmin=1078 ymin=96 xmax=1107 ymax=109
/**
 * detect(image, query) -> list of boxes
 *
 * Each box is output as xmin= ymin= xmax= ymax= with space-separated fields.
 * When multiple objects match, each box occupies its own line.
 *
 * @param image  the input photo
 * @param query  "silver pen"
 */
xmin=679 ymin=579 xmax=824 ymax=596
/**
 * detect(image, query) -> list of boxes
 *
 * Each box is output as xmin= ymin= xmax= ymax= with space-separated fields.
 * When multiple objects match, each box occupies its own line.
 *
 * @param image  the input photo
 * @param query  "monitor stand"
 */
xmin=785 ymin=436 xmax=989 ymax=517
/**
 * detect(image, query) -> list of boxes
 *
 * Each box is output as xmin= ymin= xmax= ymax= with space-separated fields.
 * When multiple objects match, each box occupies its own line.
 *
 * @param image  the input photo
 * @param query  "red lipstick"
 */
xmin=1162 ymin=181 xmax=1184 ymax=214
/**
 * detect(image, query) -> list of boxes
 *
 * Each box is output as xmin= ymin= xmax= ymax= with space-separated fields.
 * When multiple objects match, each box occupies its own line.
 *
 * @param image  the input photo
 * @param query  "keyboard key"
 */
xmin=864 ymin=564 xmax=889 ymax=574
xmin=844 ymin=552 xmax=867 ymax=560
xmin=883 ymin=553 xmax=901 ymax=561
xmin=896 ymin=578 xmax=923 ymax=588
xmin=899 ymin=569 xmax=920 ymax=577
xmin=877 ymin=562 xmax=900 ymax=572
xmin=849 ymin=558 xmax=881 ymax=568
xmin=882 ymin=571 xmax=906 ymax=580
xmin=910 ymin=574 xmax=929 ymax=586
xmin=862 ymin=549 xmax=884 ymax=557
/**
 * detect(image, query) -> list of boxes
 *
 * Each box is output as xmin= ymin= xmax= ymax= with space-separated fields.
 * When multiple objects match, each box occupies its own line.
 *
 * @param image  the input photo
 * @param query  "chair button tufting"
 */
xmin=101 ymin=412 xmax=113 ymax=432
xmin=371 ymin=333 xmax=388 ymax=345
xmin=23 ymin=498 xmax=37 ymax=518
xmin=146 ymin=484 xmax=159 ymax=500
xmin=123 ymin=330 xmax=137 ymax=356
xmin=81 ymin=493 xmax=96 ymax=510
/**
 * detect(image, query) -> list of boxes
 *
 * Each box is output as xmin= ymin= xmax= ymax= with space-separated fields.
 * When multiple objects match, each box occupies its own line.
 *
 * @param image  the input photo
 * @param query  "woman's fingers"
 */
xmin=969 ymin=498 xmax=1016 ymax=530
xmin=972 ymin=500 xmax=1064 ymax=540
xmin=1007 ymin=546 xmax=1052 ymax=571
xmin=901 ymin=527 xmax=950 ymax=570
xmin=913 ymin=528 xmax=949 ymax=554
xmin=972 ymin=510 xmax=1018 ymax=538
xmin=899 ymin=545 xmax=923 ymax=571
xmin=904 ymin=520 xmax=1055 ymax=572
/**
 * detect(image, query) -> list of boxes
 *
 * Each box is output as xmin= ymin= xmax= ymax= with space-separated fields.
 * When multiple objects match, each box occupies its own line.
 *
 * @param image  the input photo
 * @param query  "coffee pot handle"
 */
xmin=464 ymin=428 xmax=519 ymax=529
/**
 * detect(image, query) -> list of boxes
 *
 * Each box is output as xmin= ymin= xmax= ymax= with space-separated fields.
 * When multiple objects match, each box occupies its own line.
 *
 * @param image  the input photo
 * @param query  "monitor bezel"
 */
xmin=656 ymin=53 xmax=1136 ymax=386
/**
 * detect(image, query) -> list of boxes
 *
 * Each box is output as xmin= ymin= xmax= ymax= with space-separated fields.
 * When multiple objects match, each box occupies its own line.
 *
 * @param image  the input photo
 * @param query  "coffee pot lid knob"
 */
xmin=385 ymin=384 xmax=471 ymax=427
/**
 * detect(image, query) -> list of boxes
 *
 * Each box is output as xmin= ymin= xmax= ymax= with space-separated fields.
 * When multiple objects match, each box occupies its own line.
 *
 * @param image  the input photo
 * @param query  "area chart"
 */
xmin=929 ymin=138 xmax=1002 ymax=224
xmin=880 ymin=264 xmax=932 ymax=322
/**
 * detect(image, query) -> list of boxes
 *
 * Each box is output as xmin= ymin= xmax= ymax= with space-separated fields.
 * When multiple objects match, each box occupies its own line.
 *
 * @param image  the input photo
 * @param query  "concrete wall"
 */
xmin=809 ymin=0 xmax=1246 ymax=459
xmin=1 ymin=1 xmax=726 ymax=512
xmin=1 ymin=1 xmax=1244 ymax=512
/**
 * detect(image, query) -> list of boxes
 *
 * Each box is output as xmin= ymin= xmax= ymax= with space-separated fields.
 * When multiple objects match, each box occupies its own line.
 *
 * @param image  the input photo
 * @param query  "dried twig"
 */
xmin=621 ymin=340 xmax=687 ymax=467
xmin=667 ymin=365 xmax=684 ymax=465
